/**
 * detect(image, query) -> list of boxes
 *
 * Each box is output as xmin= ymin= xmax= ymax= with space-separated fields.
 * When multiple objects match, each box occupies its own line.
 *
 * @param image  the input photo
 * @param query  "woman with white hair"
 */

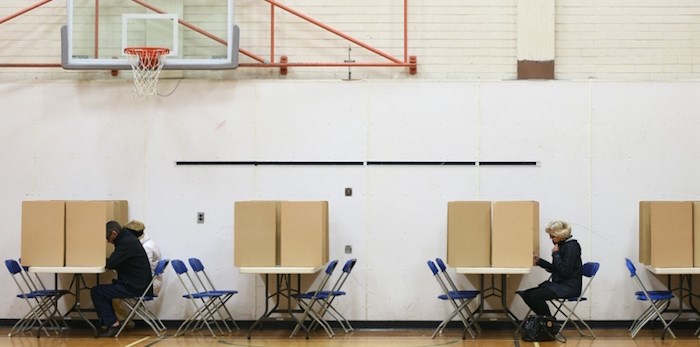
xmin=518 ymin=220 xmax=583 ymax=317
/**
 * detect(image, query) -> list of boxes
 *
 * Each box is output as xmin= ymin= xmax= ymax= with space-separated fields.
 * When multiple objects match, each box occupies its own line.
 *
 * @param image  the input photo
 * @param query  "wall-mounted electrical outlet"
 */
xmin=345 ymin=187 xmax=352 ymax=196
xmin=344 ymin=245 xmax=352 ymax=254
xmin=197 ymin=212 xmax=205 ymax=224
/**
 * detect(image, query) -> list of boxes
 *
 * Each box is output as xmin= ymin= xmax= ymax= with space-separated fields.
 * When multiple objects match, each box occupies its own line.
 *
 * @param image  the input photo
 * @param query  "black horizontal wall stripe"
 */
xmin=366 ymin=161 xmax=476 ymax=166
xmin=175 ymin=161 xmax=538 ymax=166
xmin=478 ymin=161 xmax=538 ymax=166
xmin=175 ymin=161 xmax=363 ymax=166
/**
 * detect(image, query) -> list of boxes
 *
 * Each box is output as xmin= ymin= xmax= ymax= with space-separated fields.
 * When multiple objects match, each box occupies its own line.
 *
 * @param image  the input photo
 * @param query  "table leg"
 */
xmin=248 ymin=273 xmax=305 ymax=339
xmin=472 ymin=274 xmax=484 ymax=320
xmin=472 ymin=274 xmax=518 ymax=327
xmin=500 ymin=274 xmax=520 ymax=327
xmin=248 ymin=274 xmax=275 ymax=338
xmin=74 ymin=274 xmax=97 ymax=336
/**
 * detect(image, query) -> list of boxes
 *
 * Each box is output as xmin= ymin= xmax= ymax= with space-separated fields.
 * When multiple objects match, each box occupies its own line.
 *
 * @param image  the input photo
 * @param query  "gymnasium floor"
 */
xmin=0 ymin=326 xmax=695 ymax=347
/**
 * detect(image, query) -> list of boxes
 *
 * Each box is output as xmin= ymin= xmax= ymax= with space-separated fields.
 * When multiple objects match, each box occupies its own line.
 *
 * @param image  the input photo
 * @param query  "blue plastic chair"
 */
xmin=427 ymin=260 xmax=479 ymax=339
xmin=548 ymin=261 xmax=600 ymax=338
xmin=434 ymin=258 xmax=481 ymax=336
xmin=290 ymin=259 xmax=339 ymax=339
xmin=116 ymin=259 xmax=170 ymax=338
xmin=625 ymin=258 xmax=675 ymax=339
xmin=171 ymin=259 xmax=228 ymax=337
xmin=188 ymin=257 xmax=239 ymax=331
xmin=5 ymin=259 xmax=68 ymax=337
xmin=307 ymin=258 xmax=357 ymax=333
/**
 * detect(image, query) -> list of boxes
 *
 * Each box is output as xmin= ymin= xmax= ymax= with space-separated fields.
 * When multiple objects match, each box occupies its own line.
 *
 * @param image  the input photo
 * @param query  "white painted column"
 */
xmin=516 ymin=0 xmax=555 ymax=79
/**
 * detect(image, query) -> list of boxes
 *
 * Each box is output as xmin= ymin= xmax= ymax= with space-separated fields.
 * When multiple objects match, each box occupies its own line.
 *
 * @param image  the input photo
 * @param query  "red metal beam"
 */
xmin=270 ymin=3 xmax=275 ymax=63
xmin=0 ymin=0 xmax=53 ymax=25
xmin=95 ymin=0 xmax=100 ymax=58
xmin=404 ymin=0 xmax=408 ymax=62
xmin=240 ymin=61 xmax=416 ymax=68
xmin=264 ymin=0 xmax=403 ymax=64
xmin=130 ymin=0 xmax=268 ymax=63
xmin=0 ymin=0 xmax=417 ymax=73
xmin=0 ymin=64 xmax=61 ymax=68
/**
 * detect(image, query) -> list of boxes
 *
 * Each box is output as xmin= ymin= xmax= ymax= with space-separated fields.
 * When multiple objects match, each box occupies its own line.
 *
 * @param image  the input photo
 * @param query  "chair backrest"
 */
xmin=188 ymin=257 xmax=204 ymax=272
xmin=435 ymin=257 xmax=461 ymax=292
xmin=308 ymin=260 xmax=338 ymax=299
xmin=325 ymin=260 xmax=339 ymax=275
xmin=133 ymin=258 xmax=169 ymax=298
xmin=329 ymin=258 xmax=357 ymax=293
xmin=427 ymin=260 xmax=451 ymax=297
xmin=171 ymin=259 xmax=202 ymax=298
xmin=342 ymin=258 xmax=357 ymax=273
xmin=5 ymin=259 xmax=22 ymax=275
xmin=434 ymin=258 xmax=448 ymax=273
xmin=582 ymin=262 xmax=600 ymax=278
xmin=624 ymin=258 xmax=656 ymax=299
xmin=574 ymin=261 xmax=600 ymax=300
xmin=625 ymin=258 xmax=637 ymax=276
xmin=171 ymin=259 xmax=188 ymax=275
xmin=427 ymin=260 xmax=439 ymax=276
xmin=188 ymin=257 xmax=218 ymax=292
xmin=154 ymin=259 xmax=170 ymax=277
xmin=19 ymin=260 xmax=46 ymax=292
xmin=5 ymin=259 xmax=34 ymax=296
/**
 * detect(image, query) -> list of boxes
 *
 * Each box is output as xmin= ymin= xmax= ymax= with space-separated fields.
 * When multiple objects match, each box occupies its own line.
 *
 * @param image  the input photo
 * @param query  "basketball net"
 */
xmin=124 ymin=47 xmax=170 ymax=97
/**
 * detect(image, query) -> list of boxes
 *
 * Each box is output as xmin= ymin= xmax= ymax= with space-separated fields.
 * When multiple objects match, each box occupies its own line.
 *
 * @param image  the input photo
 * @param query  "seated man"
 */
xmin=92 ymin=221 xmax=152 ymax=337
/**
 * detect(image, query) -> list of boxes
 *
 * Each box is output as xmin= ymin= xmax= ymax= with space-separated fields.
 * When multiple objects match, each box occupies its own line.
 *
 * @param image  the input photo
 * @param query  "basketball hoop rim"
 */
xmin=123 ymin=46 xmax=171 ymax=56
xmin=124 ymin=46 xmax=170 ymax=71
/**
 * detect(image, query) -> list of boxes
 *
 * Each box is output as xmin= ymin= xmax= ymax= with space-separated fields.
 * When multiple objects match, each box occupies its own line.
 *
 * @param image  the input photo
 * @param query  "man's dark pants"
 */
xmin=91 ymin=283 xmax=136 ymax=327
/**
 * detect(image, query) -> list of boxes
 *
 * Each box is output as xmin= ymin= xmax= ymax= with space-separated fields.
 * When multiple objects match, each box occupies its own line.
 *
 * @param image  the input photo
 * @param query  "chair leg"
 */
xmin=556 ymin=307 xmax=595 ymax=338
xmin=514 ymin=308 xmax=532 ymax=337
xmin=651 ymin=300 xmax=676 ymax=340
xmin=176 ymin=300 xmax=218 ymax=337
xmin=630 ymin=300 xmax=675 ymax=339
xmin=630 ymin=306 xmax=654 ymax=335
xmin=323 ymin=302 xmax=352 ymax=333
xmin=290 ymin=299 xmax=335 ymax=339
xmin=221 ymin=306 xmax=240 ymax=330
xmin=432 ymin=301 xmax=475 ymax=339
xmin=12 ymin=298 xmax=52 ymax=337
xmin=307 ymin=300 xmax=347 ymax=333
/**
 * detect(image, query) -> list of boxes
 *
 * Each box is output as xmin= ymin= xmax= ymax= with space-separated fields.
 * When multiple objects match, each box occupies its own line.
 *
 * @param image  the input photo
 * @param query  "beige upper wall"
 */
xmin=517 ymin=0 xmax=555 ymax=61
xmin=0 ymin=0 xmax=698 ymax=80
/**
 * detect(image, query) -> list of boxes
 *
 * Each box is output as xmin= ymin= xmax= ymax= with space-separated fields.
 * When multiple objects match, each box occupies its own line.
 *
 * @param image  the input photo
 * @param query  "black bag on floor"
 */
xmin=521 ymin=315 xmax=563 ymax=342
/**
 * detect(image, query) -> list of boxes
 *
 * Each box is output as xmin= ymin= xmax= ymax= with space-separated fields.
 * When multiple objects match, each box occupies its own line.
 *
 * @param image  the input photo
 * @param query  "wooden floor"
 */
xmin=1 ymin=326 xmax=698 ymax=347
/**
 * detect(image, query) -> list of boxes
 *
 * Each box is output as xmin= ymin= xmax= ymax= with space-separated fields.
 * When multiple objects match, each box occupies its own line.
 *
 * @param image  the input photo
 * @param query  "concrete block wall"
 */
xmin=0 ymin=0 xmax=698 ymax=80
xmin=556 ymin=0 xmax=700 ymax=80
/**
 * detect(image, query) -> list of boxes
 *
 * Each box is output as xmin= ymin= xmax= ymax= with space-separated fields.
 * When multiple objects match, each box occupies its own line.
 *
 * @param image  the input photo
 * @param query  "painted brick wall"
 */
xmin=556 ymin=0 xmax=700 ymax=80
xmin=0 ymin=0 xmax=697 ymax=80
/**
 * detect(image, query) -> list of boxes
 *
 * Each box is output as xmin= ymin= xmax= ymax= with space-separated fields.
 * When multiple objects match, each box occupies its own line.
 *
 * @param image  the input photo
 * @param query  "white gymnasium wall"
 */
xmin=2 ymin=80 xmax=700 ymax=322
xmin=1 ymin=1 xmax=699 ymax=80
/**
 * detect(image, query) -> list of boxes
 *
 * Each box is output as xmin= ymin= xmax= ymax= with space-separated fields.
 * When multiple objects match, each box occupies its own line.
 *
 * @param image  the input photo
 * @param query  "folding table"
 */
xmin=455 ymin=267 xmax=531 ymax=327
xmin=28 ymin=266 xmax=105 ymax=336
xmin=239 ymin=266 xmax=323 ymax=339
xmin=645 ymin=265 xmax=700 ymax=337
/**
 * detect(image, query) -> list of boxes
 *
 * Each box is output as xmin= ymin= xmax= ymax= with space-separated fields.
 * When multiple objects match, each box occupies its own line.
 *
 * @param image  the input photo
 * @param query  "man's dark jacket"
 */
xmin=107 ymin=229 xmax=152 ymax=295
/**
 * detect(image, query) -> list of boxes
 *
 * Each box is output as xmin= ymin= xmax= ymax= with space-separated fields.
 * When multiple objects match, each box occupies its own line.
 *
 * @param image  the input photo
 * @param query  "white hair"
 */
xmin=546 ymin=220 xmax=572 ymax=239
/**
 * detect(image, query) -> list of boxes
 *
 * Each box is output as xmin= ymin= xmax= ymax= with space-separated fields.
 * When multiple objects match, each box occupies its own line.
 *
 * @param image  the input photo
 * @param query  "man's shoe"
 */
xmin=98 ymin=325 xmax=120 ymax=338
xmin=125 ymin=320 xmax=136 ymax=329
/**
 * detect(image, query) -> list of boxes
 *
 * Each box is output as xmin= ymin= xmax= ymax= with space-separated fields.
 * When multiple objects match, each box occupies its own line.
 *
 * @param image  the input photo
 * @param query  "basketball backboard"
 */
xmin=62 ymin=0 xmax=238 ymax=70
